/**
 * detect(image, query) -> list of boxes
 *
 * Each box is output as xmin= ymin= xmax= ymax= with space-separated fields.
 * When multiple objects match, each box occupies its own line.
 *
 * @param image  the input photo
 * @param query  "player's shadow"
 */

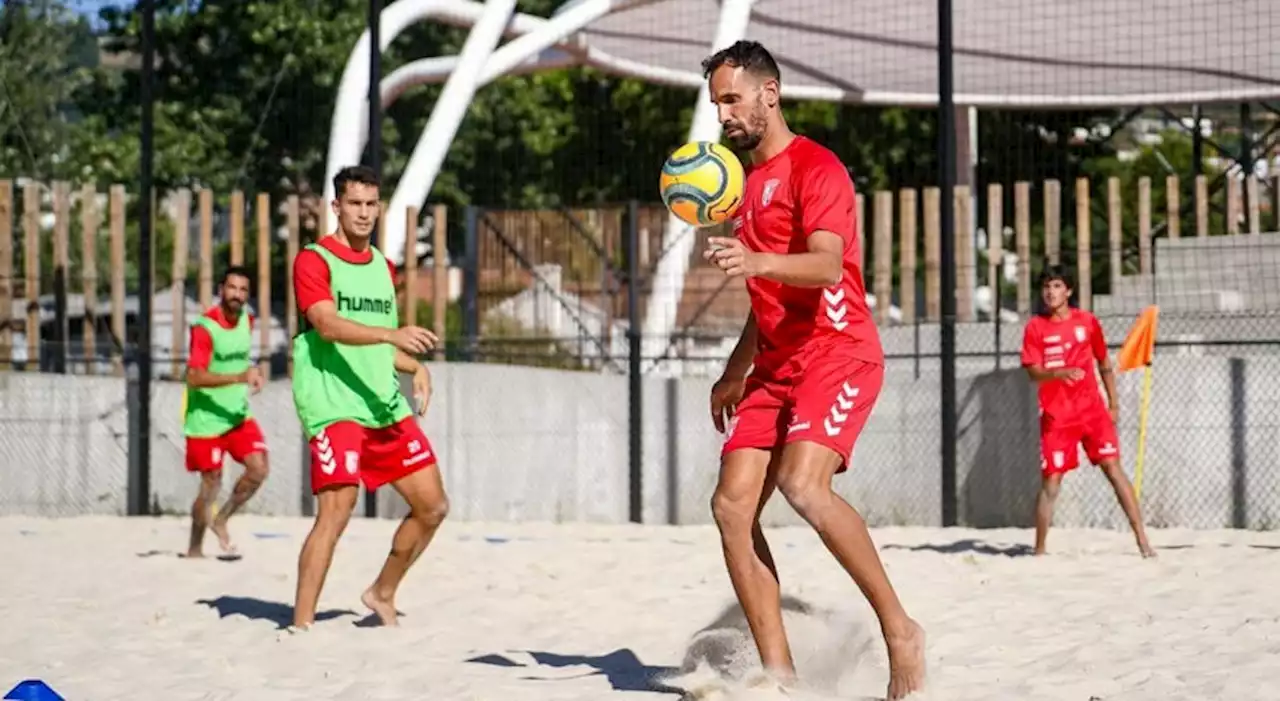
xmin=957 ymin=368 xmax=1042 ymax=528
xmin=466 ymin=648 xmax=680 ymax=694
xmin=137 ymin=549 xmax=241 ymax=562
xmin=882 ymin=538 xmax=1035 ymax=557
xmin=196 ymin=595 xmax=357 ymax=629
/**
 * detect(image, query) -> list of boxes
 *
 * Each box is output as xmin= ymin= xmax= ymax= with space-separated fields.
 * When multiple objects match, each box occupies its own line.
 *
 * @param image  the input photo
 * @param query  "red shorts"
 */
xmin=722 ymin=353 xmax=884 ymax=472
xmin=185 ymin=419 xmax=268 ymax=472
xmin=1039 ymin=407 xmax=1120 ymax=476
xmin=309 ymin=417 xmax=438 ymax=493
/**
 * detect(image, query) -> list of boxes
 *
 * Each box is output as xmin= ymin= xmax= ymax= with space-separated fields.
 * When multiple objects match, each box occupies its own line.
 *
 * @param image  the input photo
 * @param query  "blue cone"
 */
xmin=4 ymin=681 xmax=65 ymax=701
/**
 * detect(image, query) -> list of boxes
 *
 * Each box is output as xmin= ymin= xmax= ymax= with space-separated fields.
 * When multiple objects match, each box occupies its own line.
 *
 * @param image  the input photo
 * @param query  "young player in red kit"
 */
xmin=289 ymin=165 xmax=446 ymax=630
xmin=700 ymin=41 xmax=925 ymax=700
xmin=1020 ymin=266 xmax=1156 ymax=558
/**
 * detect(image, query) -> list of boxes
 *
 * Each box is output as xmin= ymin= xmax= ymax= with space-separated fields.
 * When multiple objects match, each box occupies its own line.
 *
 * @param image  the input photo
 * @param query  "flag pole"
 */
xmin=1117 ymin=305 xmax=1159 ymax=502
xmin=1134 ymin=361 xmax=1154 ymax=501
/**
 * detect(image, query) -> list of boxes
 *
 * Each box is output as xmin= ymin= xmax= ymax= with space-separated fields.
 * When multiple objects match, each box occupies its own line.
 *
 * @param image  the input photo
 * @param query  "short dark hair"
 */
xmin=221 ymin=265 xmax=251 ymax=285
xmin=333 ymin=164 xmax=380 ymax=199
xmin=1038 ymin=263 xmax=1073 ymax=290
xmin=701 ymin=40 xmax=781 ymax=82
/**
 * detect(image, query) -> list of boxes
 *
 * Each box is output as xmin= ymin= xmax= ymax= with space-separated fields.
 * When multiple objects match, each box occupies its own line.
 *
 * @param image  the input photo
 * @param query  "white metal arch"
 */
xmin=324 ymin=0 xmax=756 ymax=375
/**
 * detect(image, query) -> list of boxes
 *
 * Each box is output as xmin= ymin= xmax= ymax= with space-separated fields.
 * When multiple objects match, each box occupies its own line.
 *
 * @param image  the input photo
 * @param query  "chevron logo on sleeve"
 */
xmin=823 ymin=287 xmax=849 ymax=331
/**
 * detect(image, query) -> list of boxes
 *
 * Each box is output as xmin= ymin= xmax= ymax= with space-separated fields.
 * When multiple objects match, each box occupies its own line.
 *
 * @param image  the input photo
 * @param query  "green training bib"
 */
xmin=290 ymin=243 xmax=410 ymax=438
xmin=184 ymin=311 xmax=252 ymax=437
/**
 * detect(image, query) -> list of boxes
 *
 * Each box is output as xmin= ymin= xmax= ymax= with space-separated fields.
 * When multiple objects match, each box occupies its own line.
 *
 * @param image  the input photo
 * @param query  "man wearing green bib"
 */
xmin=290 ymin=165 xmax=444 ymax=629
xmin=183 ymin=266 xmax=270 ymax=558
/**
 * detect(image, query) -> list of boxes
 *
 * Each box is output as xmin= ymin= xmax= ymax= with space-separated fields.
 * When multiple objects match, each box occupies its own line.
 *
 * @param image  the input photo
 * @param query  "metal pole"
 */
xmin=54 ymin=180 xmax=68 ymax=371
xmin=126 ymin=364 xmax=143 ymax=514
xmin=913 ymin=313 xmax=920 ymax=380
xmin=1190 ymin=104 xmax=1203 ymax=182
xmin=627 ymin=201 xmax=643 ymax=524
xmin=364 ymin=0 xmax=382 ymax=520
xmin=129 ymin=0 xmax=156 ymax=516
xmin=993 ymin=265 xmax=1002 ymax=370
xmin=1240 ymin=102 xmax=1252 ymax=218
xmin=937 ymin=0 xmax=958 ymax=527
xmin=462 ymin=206 xmax=479 ymax=362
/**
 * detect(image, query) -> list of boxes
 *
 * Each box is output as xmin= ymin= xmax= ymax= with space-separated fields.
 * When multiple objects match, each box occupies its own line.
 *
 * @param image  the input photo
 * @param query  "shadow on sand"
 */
xmin=882 ymin=538 xmax=1036 ymax=557
xmin=137 ymin=549 xmax=242 ymax=562
xmin=467 ymin=648 xmax=680 ymax=694
xmin=195 ymin=595 xmax=358 ymax=629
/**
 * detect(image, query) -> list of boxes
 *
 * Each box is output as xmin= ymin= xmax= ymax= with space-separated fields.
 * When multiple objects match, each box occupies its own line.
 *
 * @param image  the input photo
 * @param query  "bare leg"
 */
xmin=750 ymin=505 xmax=780 ymax=585
xmin=775 ymin=442 xmax=925 ymax=701
xmin=711 ymin=448 xmax=792 ymax=680
xmin=210 ymin=452 xmax=269 ymax=554
xmin=187 ymin=471 xmax=222 ymax=558
xmin=293 ymin=485 xmax=358 ymax=628
xmin=1034 ymin=473 xmax=1063 ymax=556
xmin=362 ymin=467 xmax=450 ymax=626
xmin=1098 ymin=459 xmax=1157 ymax=558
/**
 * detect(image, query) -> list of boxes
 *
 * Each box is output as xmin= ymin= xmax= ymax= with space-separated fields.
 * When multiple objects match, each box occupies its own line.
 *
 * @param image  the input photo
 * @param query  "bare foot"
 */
xmin=743 ymin=670 xmax=791 ymax=695
xmin=1140 ymin=544 xmax=1157 ymax=559
xmin=361 ymin=587 xmax=399 ymax=627
xmin=184 ymin=549 xmax=205 ymax=559
xmin=278 ymin=623 xmax=311 ymax=641
xmin=210 ymin=519 xmax=237 ymax=555
xmin=885 ymin=619 xmax=926 ymax=700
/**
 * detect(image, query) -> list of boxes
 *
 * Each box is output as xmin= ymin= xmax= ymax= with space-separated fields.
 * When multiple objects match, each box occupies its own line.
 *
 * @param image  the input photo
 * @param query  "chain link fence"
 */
xmin=0 ymin=359 xmax=308 ymax=518
xmin=450 ymin=194 xmax=1280 ymax=530
xmin=0 ymin=370 xmax=129 ymax=516
xmin=3 ymin=0 xmax=1279 ymax=529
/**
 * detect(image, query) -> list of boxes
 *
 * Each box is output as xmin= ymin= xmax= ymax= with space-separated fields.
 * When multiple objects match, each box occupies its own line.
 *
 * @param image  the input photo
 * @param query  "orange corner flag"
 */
xmin=1117 ymin=305 xmax=1160 ymax=372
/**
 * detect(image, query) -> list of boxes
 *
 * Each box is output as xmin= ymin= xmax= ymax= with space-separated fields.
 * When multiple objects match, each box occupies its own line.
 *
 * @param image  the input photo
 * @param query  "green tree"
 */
xmin=0 ymin=0 xmax=98 ymax=180
xmin=81 ymin=0 xmax=369 ymax=198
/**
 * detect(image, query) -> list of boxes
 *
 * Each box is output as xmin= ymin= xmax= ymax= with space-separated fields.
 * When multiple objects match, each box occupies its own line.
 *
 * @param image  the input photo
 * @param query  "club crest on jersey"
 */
xmin=761 ymin=178 xmax=781 ymax=207
xmin=1074 ymin=326 xmax=1087 ymax=343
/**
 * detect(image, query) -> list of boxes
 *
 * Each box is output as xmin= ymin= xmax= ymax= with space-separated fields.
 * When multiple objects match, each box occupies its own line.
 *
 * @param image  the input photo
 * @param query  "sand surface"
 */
xmin=3 ymin=515 xmax=1279 ymax=701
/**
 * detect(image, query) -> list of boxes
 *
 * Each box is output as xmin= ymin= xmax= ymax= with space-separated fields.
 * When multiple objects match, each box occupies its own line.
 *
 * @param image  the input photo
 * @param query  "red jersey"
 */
xmin=732 ymin=136 xmax=881 ymax=381
xmin=188 ymin=306 xmax=254 ymax=370
xmin=1020 ymin=308 xmax=1109 ymax=420
xmin=293 ymin=235 xmax=399 ymax=315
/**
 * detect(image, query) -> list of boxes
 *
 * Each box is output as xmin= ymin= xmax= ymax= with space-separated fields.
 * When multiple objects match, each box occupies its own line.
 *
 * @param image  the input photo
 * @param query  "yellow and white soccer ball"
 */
xmin=659 ymin=141 xmax=746 ymax=227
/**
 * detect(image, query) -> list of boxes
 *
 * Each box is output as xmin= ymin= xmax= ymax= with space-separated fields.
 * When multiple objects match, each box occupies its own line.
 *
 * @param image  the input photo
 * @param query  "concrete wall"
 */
xmin=2 ymin=355 xmax=1278 ymax=529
